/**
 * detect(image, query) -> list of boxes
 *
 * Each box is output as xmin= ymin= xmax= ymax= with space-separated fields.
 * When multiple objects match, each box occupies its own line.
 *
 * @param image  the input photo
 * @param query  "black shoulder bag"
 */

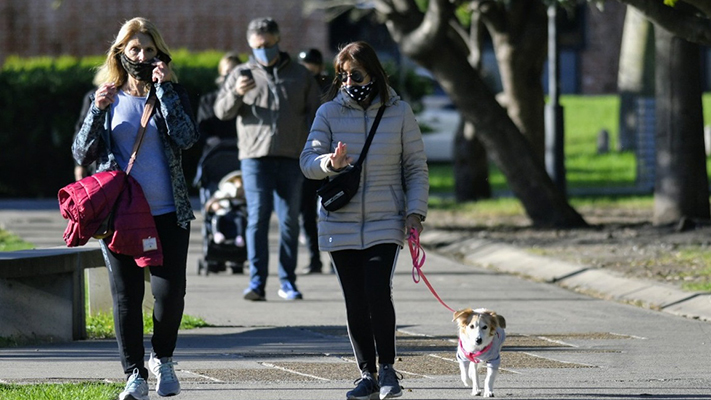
xmin=317 ymin=105 xmax=386 ymax=212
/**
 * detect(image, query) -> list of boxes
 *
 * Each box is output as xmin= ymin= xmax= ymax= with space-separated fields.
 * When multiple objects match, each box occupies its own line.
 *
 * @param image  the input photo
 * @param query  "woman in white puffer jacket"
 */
xmin=300 ymin=41 xmax=428 ymax=400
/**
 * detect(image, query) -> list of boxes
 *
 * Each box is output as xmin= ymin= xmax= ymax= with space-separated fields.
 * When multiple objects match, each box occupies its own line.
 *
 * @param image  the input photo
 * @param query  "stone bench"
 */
xmin=0 ymin=246 xmax=152 ymax=342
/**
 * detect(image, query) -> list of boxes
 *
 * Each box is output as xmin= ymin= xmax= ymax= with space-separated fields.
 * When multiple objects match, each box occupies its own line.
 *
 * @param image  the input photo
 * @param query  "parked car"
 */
xmin=417 ymin=94 xmax=460 ymax=163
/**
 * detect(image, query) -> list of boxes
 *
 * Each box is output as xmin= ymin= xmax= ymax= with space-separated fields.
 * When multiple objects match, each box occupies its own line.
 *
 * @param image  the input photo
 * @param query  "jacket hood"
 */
xmin=334 ymin=86 xmax=400 ymax=111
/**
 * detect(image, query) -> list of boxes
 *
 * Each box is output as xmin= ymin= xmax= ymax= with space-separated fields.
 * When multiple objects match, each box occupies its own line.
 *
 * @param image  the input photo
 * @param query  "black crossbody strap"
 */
xmin=353 ymin=105 xmax=386 ymax=168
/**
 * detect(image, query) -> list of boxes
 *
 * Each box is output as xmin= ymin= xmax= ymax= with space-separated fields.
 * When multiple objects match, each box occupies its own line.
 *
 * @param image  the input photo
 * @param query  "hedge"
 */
xmin=0 ymin=50 xmax=431 ymax=198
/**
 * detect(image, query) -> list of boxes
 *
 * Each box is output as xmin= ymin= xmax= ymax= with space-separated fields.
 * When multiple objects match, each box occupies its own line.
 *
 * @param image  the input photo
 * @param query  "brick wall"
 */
xmin=0 ymin=0 xmax=328 ymax=63
xmin=0 ymin=0 xmax=629 ymax=94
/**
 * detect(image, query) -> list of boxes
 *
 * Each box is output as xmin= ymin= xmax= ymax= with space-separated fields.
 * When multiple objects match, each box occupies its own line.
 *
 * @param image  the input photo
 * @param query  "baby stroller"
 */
xmin=193 ymin=139 xmax=248 ymax=275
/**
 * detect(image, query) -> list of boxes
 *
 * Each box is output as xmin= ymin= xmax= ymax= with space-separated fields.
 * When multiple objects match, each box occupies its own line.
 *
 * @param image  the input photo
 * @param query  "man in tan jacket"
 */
xmin=214 ymin=17 xmax=321 ymax=301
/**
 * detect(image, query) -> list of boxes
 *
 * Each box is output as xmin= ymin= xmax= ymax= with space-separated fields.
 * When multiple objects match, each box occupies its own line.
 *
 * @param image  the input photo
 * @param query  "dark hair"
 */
xmin=326 ymin=41 xmax=389 ymax=104
xmin=246 ymin=17 xmax=280 ymax=39
xmin=299 ymin=48 xmax=323 ymax=65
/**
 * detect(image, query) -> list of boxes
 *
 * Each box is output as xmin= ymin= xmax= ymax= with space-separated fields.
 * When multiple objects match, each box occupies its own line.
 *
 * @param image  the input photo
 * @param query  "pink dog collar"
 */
xmin=458 ymin=338 xmax=494 ymax=364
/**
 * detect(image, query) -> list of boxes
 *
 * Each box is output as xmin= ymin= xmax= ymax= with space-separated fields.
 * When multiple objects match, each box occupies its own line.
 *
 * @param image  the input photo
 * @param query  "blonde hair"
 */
xmin=93 ymin=17 xmax=175 ymax=87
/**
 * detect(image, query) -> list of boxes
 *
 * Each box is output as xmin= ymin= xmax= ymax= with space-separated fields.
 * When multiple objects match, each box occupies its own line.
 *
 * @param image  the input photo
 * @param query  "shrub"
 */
xmin=0 ymin=50 xmax=430 ymax=198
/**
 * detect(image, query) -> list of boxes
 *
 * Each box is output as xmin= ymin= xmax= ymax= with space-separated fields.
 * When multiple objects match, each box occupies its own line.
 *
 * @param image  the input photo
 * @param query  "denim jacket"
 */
xmin=72 ymin=81 xmax=199 ymax=228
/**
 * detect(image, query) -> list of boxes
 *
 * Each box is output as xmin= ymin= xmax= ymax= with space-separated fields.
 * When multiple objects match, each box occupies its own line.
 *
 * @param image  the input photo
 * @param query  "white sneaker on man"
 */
xmin=149 ymin=353 xmax=181 ymax=396
xmin=119 ymin=369 xmax=149 ymax=400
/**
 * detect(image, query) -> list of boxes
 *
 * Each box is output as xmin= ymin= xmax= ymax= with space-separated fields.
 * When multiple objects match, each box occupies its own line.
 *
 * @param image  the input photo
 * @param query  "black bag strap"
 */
xmin=353 ymin=105 xmax=386 ymax=168
xmin=125 ymin=85 xmax=158 ymax=175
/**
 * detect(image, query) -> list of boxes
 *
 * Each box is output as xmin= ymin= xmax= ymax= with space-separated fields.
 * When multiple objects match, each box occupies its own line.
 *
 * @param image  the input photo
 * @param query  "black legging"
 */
xmin=331 ymin=243 xmax=399 ymax=374
xmin=102 ymin=212 xmax=190 ymax=379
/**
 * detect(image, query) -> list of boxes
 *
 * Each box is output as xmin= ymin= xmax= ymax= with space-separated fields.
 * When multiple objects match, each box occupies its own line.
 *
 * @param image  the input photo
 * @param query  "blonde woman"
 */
xmin=72 ymin=17 xmax=198 ymax=400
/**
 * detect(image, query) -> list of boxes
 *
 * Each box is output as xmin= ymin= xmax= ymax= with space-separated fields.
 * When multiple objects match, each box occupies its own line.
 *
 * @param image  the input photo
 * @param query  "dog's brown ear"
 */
xmin=496 ymin=314 xmax=507 ymax=329
xmin=453 ymin=308 xmax=473 ymax=323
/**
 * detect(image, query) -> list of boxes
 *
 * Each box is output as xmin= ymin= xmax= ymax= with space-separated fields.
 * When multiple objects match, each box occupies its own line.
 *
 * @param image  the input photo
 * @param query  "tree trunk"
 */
xmin=454 ymin=119 xmax=491 ymax=201
xmin=617 ymin=6 xmax=655 ymax=151
xmin=453 ymin=5 xmax=490 ymax=202
xmin=653 ymin=26 xmax=710 ymax=225
xmin=379 ymin=0 xmax=585 ymax=227
xmin=479 ymin=1 xmax=547 ymax=163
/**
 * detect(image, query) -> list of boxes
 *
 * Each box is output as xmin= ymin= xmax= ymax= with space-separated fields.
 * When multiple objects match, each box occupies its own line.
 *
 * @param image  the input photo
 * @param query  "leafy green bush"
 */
xmin=0 ymin=51 xmax=234 ymax=198
xmin=0 ymin=50 xmax=430 ymax=198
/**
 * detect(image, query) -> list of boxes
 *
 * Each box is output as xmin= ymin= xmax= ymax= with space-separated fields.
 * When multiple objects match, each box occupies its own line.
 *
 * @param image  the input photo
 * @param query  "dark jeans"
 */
xmin=331 ymin=244 xmax=400 ymax=374
xmin=102 ymin=212 xmax=190 ymax=379
xmin=241 ymin=157 xmax=303 ymax=295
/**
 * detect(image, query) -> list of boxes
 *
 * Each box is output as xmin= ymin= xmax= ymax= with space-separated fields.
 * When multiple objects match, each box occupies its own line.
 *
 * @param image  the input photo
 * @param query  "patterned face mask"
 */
xmin=120 ymin=53 xmax=154 ymax=82
xmin=344 ymin=80 xmax=375 ymax=102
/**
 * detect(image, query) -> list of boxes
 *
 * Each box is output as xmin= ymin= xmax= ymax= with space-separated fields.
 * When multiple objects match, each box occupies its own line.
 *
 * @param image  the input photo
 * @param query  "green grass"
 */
xmin=86 ymin=311 xmax=210 ymax=339
xmin=429 ymin=94 xmax=711 ymax=194
xmin=665 ymin=247 xmax=711 ymax=292
xmin=0 ymin=382 xmax=122 ymax=400
xmin=0 ymin=229 xmax=34 ymax=251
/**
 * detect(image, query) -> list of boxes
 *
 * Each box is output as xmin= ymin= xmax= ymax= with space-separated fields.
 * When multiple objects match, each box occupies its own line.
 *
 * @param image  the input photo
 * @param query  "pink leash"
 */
xmin=408 ymin=228 xmax=456 ymax=313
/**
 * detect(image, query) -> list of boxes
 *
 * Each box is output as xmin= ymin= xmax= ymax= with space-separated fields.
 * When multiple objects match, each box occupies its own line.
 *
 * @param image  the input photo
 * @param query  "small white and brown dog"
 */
xmin=453 ymin=308 xmax=507 ymax=397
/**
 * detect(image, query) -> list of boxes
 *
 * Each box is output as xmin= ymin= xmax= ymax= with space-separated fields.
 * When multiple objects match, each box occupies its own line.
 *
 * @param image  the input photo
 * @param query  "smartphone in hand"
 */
xmin=239 ymin=68 xmax=253 ymax=80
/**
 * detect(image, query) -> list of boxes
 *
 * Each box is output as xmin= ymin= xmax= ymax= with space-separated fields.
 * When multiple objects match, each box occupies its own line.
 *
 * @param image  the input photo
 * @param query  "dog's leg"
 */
xmin=471 ymin=363 xmax=482 ymax=396
xmin=458 ymin=360 xmax=473 ymax=387
xmin=483 ymin=367 xmax=498 ymax=397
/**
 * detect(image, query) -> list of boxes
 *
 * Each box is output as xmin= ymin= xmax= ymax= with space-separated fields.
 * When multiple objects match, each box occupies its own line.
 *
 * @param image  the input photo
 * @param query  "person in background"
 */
xmin=196 ymin=52 xmax=241 ymax=156
xmin=297 ymin=48 xmax=330 ymax=274
xmin=72 ymin=17 xmax=199 ymax=400
xmin=73 ymin=89 xmax=96 ymax=180
xmin=193 ymin=52 xmax=242 ymax=207
xmin=299 ymin=48 xmax=331 ymax=94
xmin=214 ymin=17 xmax=321 ymax=301
xmin=300 ymin=41 xmax=429 ymax=400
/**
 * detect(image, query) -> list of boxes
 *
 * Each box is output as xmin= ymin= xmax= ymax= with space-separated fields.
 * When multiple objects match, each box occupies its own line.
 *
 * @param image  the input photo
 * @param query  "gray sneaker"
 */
xmin=119 ymin=369 xmax=149 ymax=400
xmin=346 ymin=370 xmax=380 ymax=400
xmin=378 ymin=364 xmax=403 ymax=399
xmin=149 ymin=353 xmax=181 ymax=397
xmin=243 ymin=288 xmax=266 ymax=301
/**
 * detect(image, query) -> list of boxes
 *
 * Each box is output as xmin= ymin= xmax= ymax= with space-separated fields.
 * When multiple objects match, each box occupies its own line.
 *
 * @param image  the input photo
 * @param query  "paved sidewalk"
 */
xmin=0 ymin=199 xmax=710 ymax=399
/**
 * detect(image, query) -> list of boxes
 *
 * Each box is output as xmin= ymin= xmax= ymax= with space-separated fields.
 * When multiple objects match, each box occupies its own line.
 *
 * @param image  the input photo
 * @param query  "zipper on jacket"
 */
xmin=359 ymin=109 xmax=370 ymax=246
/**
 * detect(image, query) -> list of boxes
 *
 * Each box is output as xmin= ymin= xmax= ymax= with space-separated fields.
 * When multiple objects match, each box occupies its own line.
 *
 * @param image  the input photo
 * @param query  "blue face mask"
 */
xmin=252 ymin=44 xmax=280 ymax=65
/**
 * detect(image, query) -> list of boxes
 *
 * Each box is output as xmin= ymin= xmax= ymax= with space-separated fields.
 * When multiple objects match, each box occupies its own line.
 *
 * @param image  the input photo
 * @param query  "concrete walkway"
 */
xmin=0 ymin=199 xmax=710 ymax=399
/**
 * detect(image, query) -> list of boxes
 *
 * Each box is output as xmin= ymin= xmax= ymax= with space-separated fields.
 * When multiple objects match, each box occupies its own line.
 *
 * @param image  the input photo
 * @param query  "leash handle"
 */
xmin=408 ymin=228 xmax=456 ymax=313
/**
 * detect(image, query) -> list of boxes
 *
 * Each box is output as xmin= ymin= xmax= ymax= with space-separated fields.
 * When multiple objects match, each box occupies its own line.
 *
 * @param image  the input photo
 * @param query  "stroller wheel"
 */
xmin=231 ymin=262 xmax=244 ymax=274
xmin=207 ymin=261 xmax=225 ymax=274
xmin=198 ymin=259 xmax=206 ymax=275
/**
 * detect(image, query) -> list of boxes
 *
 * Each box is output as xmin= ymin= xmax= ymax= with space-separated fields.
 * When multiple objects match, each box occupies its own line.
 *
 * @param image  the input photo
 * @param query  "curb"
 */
xmin=420 ymin=230 xmax=711 ymax=322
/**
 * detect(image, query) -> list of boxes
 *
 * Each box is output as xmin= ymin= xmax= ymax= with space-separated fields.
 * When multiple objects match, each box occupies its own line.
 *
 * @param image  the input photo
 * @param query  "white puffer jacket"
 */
xmin=300 ymin=87 xmax=429 ymax=252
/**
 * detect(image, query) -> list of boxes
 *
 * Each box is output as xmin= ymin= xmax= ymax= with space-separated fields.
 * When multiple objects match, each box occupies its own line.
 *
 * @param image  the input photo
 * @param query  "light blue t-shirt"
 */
xmin=111 ymin=90 xmax=175 ymax=216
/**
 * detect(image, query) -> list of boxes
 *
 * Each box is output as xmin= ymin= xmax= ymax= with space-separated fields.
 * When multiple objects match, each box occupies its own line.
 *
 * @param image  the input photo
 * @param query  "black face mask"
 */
xmin=120 ymin=53 xmax=154 ymax=82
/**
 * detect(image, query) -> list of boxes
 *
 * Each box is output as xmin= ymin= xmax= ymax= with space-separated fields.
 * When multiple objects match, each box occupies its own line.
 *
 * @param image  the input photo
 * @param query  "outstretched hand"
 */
xmin=329 ymin=141 xmax=353 ymax=170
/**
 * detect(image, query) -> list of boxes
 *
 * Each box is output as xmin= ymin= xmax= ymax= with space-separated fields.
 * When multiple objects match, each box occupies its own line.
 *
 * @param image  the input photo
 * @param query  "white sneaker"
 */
xmin=119 ymin=369 xmax=149 ymax=400
xmin=149 ymin=353 xmax=181 ymax=397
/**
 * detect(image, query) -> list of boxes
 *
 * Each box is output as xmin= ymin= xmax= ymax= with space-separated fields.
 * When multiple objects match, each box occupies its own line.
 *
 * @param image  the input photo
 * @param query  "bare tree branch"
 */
xmin=682 ymin=0 xmax=711 ymax=18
